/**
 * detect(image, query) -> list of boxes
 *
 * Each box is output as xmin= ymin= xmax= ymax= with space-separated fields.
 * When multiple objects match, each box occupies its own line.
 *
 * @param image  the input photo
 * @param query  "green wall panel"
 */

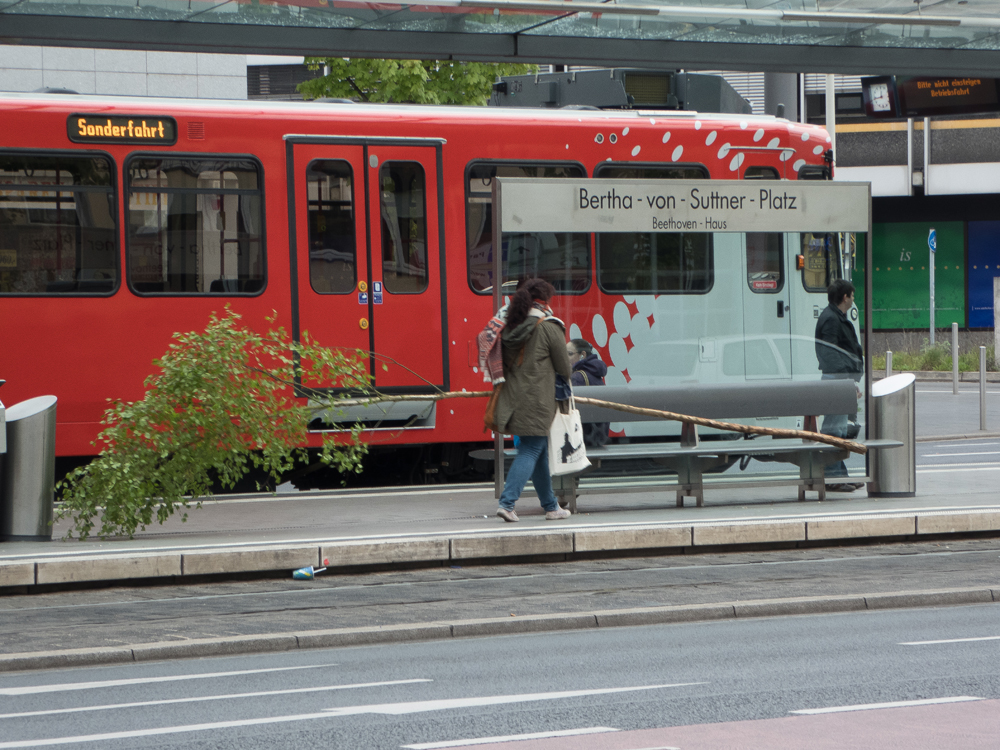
xmin=871 ymin=221 xmax=965 ymax=329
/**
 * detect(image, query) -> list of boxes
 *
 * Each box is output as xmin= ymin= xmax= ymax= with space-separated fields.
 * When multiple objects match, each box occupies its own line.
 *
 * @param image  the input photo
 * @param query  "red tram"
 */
xmin=0 ymin=92 xmax=834 ymax=474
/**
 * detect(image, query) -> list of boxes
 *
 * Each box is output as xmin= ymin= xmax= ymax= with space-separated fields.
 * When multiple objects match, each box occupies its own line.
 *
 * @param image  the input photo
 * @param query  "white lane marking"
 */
xmin=0 ymin=710 xmax=335 ymax=748
xmin=0 ymin=663 xmax=336 ymax=696
xmin=401 ymin=726 xmax=620 ymax=749
xmin=0 ymin=684 xmax=695 ymax=748
xmin=917 ymin=466 xmax=1000 ymax=474
xmin=790 ymin=696 xmax=984 ymax=715
xmin=901 ymin=635 xmax=1000 ymax=646
xmin=922 ymin=441 xmax=1000 ymax=447
xmin=916 ymin=461 xmax=1000 ymax=468
xmin=916 ymin=390 xmax=1000 ymax=394
xmin=923 ymin=451 xmax=1000 ymax=457
xmin=0 ymin=679 xmax=432 ymax=719
xmin=324 ymin=683 xmax=703 ymax=716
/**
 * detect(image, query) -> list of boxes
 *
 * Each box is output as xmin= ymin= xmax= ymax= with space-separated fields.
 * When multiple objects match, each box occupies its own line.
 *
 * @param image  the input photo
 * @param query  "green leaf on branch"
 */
xmin=298 ymin=58 xmax=538 ymax=106
xmin=56 ymin=308 xmax=372 ymax=540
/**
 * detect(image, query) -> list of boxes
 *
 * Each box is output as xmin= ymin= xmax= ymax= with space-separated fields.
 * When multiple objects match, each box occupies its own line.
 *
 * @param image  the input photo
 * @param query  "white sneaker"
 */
xmin=545 ymin=507 xmax=571 ymax=520
xmin=496 ymin=508 xmax=519 ymax=523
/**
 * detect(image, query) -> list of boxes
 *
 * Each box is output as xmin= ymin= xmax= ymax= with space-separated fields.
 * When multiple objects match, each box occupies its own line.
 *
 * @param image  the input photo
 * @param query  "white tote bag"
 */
xmin=548 ymin=396 xmax=591 ymax=476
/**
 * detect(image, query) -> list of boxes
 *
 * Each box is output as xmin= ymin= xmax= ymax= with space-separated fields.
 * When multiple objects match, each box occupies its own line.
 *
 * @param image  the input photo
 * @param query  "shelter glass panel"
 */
xmin=747 ymin=233 xmax=783 ymax=294
xmin=307 ymin=159 xmax=356 ymax=294
xmin=467 ymin=162 xmax=588 ymax=294
xmin=126 ymin=156 xmax=264 ymax=295
xmin=0 ymin=153 xmax=116 ymax=295
xmin=595 ymin=164 xmax=712 ymax=294
xmin=801 ymin=232 xmax=841 ymax=292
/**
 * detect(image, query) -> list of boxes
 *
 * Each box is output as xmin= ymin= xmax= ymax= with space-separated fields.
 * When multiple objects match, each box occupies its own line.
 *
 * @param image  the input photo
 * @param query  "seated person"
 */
xmin=567 ymin=338 xmax=610 ymax=447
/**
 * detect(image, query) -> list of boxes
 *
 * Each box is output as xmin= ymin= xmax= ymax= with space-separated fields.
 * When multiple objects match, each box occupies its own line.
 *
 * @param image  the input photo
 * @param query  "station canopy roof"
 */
xmin=2 ymin=0 xmax=999 ymax=77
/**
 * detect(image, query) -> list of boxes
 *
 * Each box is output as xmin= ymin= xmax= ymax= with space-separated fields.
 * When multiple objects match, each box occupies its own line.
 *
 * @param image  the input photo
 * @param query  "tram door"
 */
xmin=742 ymin=232 xmax=792 ymax=379
xmin=290 ymin=140 xmax=446 ymax=392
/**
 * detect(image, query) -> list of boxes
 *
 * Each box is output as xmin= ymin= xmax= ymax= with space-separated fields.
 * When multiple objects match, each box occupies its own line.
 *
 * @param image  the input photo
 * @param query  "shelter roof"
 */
xmin=1 ymin=0 xmax=998 ymax=76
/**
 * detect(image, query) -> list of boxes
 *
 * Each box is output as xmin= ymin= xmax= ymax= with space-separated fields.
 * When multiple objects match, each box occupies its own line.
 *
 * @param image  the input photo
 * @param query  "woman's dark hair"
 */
xmin=506 ymin=278 xmax=555 ymax=329
xmin=569 ymin=338 xmax=594 ymax=355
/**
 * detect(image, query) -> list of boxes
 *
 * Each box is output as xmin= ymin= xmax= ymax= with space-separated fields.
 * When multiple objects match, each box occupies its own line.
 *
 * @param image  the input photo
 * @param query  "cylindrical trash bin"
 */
xmin=0 ymin=396 xmax=58 ymax=541
xmin=868 ymin=374 xmax=915 ymax=497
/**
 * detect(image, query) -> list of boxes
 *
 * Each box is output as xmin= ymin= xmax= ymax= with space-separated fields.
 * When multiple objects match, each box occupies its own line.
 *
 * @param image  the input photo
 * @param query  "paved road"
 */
xmin=1 ymin=604 xmax=997 ymax=749
xmin=914 ymin=383 xmax=1000 ymax=437
xmin=3 ymin=537 xmax=998 ymax=656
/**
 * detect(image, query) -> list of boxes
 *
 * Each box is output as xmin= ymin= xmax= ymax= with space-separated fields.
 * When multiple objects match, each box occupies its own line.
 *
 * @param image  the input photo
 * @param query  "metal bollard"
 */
xmin=0 ymin=396 xmax=57 ymax=541
xmin=952 ymin=322 xmax=959 ymax=395
xmin=885 ymin=351 xmax=893 ymax=379
xmin=981 ymin=346 xmax=988 ymax=432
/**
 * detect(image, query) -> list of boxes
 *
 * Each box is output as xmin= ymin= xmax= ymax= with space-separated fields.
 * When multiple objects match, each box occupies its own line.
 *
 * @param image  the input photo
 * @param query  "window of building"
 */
xmin=307 ymin=160 xmax=356 ymax=294
xmin=595 ymin=163 xmax=712 ymax=294
xmin=466 ymin=162 xmax=588 ymax=294
xmin=126 ymin=156 xmax=264 ymax=294
xmin=380 ymin=162 xmax=428 ymax=294
xmin=746 ymin=233 xmax=784 ymax=293
xmin=0 ymin=152 xmax=117 ymax=295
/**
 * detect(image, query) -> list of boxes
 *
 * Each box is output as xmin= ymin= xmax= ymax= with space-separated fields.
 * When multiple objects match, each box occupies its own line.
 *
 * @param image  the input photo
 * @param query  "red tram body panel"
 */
xmin=0 ymin=94 xmax=833 ymax=457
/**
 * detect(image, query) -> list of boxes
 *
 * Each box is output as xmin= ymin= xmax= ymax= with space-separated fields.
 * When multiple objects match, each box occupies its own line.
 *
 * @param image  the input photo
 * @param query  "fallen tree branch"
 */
xmin=332 ymin=391 xmax=867 ymax=455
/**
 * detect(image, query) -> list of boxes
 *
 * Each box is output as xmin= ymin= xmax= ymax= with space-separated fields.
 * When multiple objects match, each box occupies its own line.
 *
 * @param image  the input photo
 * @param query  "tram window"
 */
xmin=594 ymin=163 xmax=712 ymax=294
xmin=307 ymin=160 xmax=356 ymax=294
xmin=801 ymin=232 xmax=840 ymax=292
xmin=0 ymin=153 xmax=117 ymax=295
xmin=798 ymin=165 xmax=831 ymax=180
xmin=126 ymin=156 xmax=264 ymax=295
xmin=746 ymin=233 xmax=783 ymax=294
xmin=380 ymin=162 xmax=427 ymax=294
xmin=466 ymin=162 xmax=588 ymax=295
xmin=743 ymin=166 xmax=779 ymax=180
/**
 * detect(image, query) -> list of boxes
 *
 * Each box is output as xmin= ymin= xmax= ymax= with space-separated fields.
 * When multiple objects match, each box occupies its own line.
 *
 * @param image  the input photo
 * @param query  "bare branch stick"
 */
xmin=330 ymin=391 xmax=867 ymax=455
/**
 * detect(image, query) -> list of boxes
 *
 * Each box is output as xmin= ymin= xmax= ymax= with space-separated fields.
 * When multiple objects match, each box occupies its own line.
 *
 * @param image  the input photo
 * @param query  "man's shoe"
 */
xmin=826 ymin=483 xmax=856 ymax=493
xmin=851 ymin=482 xmax=866 ymax=490
xmin=545 ymin=507 xmax=572 ymax=520
xmin=496 ymin=508 xmax=519 ymax=523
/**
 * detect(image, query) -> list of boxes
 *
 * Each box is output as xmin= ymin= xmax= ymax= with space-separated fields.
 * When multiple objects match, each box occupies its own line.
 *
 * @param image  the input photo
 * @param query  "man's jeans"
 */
xmin=499 ymin=435 xmax=558 ymax=512
xmin=820 ymin=374 xmax=854 ymax=478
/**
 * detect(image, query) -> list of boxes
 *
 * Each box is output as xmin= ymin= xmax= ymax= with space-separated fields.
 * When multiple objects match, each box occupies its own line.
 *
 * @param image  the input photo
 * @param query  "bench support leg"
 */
xmin=664 ymin=454 xmax=716 ymax=508
xmin=552 ymin=474 xmax=578 ymax=514
xmin=677 ymin=487 xmax=704 ymax=507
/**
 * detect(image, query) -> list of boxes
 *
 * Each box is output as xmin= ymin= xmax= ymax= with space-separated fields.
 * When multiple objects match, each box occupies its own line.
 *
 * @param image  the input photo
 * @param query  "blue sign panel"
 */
xmin=968 ymin=221 xmax=1000 ymax=328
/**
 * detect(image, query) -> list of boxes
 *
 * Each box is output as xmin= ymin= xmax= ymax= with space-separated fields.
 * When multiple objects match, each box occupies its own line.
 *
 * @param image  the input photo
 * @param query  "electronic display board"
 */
xmin=862 ymin=76 xmax=1000 ymax=118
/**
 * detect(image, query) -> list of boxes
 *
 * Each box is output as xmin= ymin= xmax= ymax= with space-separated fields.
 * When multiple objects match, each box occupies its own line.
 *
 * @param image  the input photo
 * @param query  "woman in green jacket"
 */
xmin=494 ymin=279 xmax=573 ymax=522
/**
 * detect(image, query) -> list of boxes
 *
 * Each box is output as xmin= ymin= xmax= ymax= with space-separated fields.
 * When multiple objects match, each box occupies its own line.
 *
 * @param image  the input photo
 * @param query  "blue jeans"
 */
xmin=499 ymin=435 xmax=558 ymax=512
xmin=820 ymin=374 xmax=853 ymax=478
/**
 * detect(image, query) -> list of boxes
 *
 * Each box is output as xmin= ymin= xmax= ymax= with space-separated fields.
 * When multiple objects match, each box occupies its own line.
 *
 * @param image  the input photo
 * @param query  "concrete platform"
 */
xmin=2 ymin=458 xmax=998 ymax=590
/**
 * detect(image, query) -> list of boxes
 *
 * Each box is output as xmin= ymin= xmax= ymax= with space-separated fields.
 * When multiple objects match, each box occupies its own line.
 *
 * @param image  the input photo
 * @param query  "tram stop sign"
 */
xmin=494 ymin=178 xmax=870 ymax=234
xmin=928 ymin=228 xmax=937 ymax=253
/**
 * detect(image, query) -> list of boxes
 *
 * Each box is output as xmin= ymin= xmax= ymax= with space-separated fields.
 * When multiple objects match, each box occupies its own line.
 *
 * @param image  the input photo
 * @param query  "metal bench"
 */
xmin=474 ymin=380 xmax=904 ymax=511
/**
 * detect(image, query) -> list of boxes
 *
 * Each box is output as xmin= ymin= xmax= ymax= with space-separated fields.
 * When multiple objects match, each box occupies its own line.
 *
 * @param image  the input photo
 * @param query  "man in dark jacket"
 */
xmin=568 ymin=339 xmax=610 ymax=448
xmin=815 ymin=279 xmax=864 ymax=492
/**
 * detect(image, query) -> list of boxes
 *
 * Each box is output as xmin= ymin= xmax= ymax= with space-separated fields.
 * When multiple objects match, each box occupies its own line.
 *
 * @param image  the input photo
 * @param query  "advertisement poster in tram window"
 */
xmin=871 ymin=222 xmax=964 ymax=329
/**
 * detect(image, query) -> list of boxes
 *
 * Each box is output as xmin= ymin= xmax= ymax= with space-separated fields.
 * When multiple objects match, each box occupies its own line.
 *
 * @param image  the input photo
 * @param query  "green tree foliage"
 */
xmin=57 ymin=309 xmax=372 ymax=540
xmin=298 ymin=58 xmax=537 ymax=105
